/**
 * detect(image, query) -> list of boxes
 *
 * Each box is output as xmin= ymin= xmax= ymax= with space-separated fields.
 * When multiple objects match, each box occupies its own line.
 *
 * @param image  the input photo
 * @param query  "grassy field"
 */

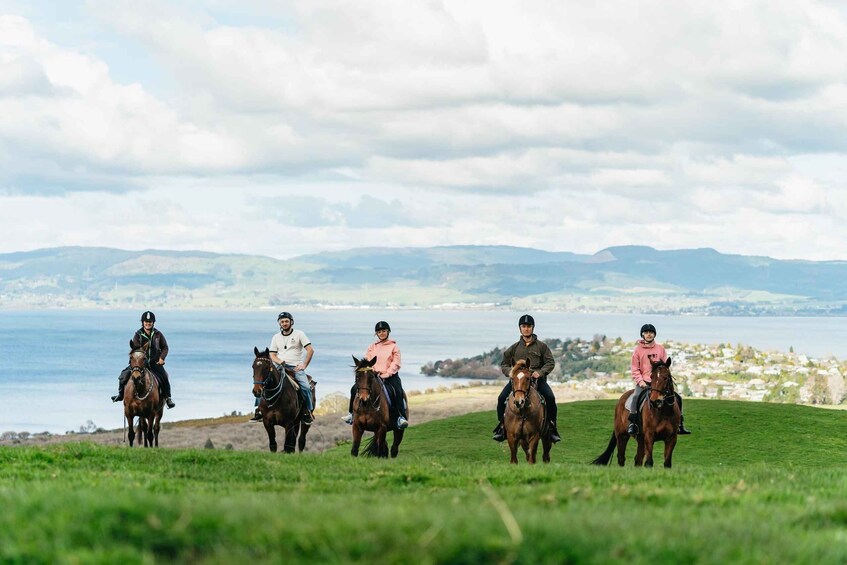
xmin=3 ymin=399 xmax=847 ymax=564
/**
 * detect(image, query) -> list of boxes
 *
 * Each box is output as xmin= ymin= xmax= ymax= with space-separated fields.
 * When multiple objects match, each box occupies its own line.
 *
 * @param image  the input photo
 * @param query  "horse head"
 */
xmin=128 ymin=341 xmax=149 ymax=390
xmin=252 ymin=347 xmax=277 ymax=398
xmin=649 ymin=357 xmax=675 ymax=409
xmin=510 ymin=359 xmax=533 ymax=410
xmin=352 ymin=355 xmax=378 ymax=405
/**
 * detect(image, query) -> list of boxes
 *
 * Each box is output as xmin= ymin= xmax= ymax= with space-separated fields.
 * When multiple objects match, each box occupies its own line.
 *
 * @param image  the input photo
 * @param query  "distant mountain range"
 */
xmin=2 ymin=245 xmax=847 ymax=314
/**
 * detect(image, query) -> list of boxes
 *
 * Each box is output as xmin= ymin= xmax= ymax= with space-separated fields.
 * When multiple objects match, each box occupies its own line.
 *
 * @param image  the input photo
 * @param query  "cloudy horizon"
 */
xmin=1 ymin=1 xmax=847 ymax=261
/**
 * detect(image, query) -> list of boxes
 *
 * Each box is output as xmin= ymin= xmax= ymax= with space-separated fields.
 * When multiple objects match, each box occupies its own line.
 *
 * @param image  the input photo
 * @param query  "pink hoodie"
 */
xmin=631 ymin=340 xmax=668 ymax=387
xmin=365 ymin=339 xmax=401 ymax=379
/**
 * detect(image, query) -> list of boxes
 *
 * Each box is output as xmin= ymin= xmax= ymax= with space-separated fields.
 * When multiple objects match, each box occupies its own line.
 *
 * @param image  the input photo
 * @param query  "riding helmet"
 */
xmin=374 ymin=321 xmax=391 ymax=332
xmin=518 ymin=314 xmax=535 ymax=327
xmin=640 ymin=323 xmax=657 ymax=336
xmin=277 ymin=311 xmax=294 ymax=322
xmin=141 ymin=311 xmax=156 ymax=323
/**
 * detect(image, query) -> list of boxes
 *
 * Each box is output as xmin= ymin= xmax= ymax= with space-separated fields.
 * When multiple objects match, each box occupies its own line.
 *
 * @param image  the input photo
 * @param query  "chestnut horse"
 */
xmin=591 ymin=357 xmax=679 ymax=468
xmin=251 ymin=347 xmax=314 ymax=453
xmin=504 ymin=359 xmax=552 ymax=464
xmin=123 ymin=343 xmax=164 ymax=447
xmin=350 ymin=355 xmax=406 ymax=458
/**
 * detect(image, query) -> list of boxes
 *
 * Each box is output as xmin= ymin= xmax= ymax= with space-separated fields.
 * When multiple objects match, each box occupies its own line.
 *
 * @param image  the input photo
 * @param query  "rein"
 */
xmin=354 ymin=367 xmax=382 ymax=413
xmin=130 ymin=367 xmax=155 ymax=401
xmin=253 ymin=358 xmax=286 ymax=407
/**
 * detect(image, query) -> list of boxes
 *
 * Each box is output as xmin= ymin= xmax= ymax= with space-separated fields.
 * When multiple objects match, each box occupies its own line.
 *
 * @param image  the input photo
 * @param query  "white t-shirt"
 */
xmin=270 ymin=329 xmax=311 ymax=366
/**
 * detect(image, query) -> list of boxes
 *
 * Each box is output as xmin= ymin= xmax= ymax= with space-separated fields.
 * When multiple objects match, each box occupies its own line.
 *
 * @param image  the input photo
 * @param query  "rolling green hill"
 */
xmin=2 ymin=399 xmax=847 ymax=563
xmin=3 ymin=244 xmax=847 ymax=313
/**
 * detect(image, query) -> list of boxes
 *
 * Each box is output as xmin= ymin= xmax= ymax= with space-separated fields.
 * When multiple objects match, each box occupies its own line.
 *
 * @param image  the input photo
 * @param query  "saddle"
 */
xmin=632 ymin=386 xmax=650 ymax=420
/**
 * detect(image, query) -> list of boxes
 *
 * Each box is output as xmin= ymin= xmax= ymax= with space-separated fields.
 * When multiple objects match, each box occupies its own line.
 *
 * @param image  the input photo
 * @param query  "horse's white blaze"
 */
xmin=517 ymin=372 xmax=525 ymax=380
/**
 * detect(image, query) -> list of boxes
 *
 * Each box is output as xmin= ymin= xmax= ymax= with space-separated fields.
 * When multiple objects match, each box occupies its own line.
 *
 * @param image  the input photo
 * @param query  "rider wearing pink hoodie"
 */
xmin=627 ymin=324 xmax=691 ymax=436
xmin=342 ymin=321 xmax=409 ymax=429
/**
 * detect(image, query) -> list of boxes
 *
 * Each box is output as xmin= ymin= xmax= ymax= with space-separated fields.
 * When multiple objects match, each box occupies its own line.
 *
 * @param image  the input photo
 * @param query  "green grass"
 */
xmin=3 ymin=400 xmax=847 ymax=563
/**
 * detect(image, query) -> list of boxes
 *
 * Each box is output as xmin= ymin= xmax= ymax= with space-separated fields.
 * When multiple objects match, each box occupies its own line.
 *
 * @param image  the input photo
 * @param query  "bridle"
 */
xmin=647 ymin=367 xmax=676 ymax=410
xmin=129 ymin=350 xmax=154 ymax=400
xmin=354 ymin=366 xmax=382 ymax=413
xmin=253 ymin=357 xmax=284 ymax=405
xmin=508 ymin=366 xmax=537 ymax=415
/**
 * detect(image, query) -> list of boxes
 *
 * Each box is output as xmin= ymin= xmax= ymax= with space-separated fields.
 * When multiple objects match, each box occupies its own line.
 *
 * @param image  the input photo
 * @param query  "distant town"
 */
xmin=422 ymin=337 xmax=845 ymax=406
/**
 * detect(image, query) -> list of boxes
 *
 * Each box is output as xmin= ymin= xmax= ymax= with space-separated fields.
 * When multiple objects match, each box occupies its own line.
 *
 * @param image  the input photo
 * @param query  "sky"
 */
xmin=1 ymin=0 xmax=846 ymax=261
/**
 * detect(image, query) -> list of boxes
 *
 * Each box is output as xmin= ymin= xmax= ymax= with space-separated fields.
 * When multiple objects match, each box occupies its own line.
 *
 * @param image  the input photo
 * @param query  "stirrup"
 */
xmin=166 ymin=398 xmax=175 ymax=409
xmin=341 ymin=413 xmax=353 ymax=425
xmin=627 ymin=423 xmax=639 ymax=436
xmin=397 ymin=416 xmax=409 ymax=429
xmin=492 ymin=423 xmax=506 ymax=442
xmin=111 ymin=394 xmax=121 ymax=402
xmin=678 ymin=424 xmax=692 ymax=435
xmin=301 ymin=412 xmax=313 ymax=425
xmin=249 ymin=411 xmax=262 ymax=422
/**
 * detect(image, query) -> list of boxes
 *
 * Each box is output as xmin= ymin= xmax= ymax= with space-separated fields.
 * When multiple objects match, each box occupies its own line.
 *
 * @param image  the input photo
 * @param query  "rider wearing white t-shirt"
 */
xmin=250 ymin=311 xmax=315 ymax=423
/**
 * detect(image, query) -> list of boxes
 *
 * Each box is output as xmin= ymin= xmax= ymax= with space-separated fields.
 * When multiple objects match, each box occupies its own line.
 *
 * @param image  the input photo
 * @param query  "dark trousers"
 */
xmin=348 ymin=374 xmax=407 ymax=419
xmin=497 ymin=378 xmax=557 ymax=423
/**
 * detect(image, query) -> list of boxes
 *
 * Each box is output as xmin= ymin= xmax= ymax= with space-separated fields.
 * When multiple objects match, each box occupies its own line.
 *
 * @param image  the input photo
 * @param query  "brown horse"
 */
xmin=123 ymin=343 xmax=164 ymax=447
xmin=350 ymin=355 xmax=406 ymax=458
xmin=504 ymin=359 xmax=551 ymax=464
xmin=251 ymin=347 xmax=314 ymax=453
xmin=591 ymin=357 xmax=679 ymax=468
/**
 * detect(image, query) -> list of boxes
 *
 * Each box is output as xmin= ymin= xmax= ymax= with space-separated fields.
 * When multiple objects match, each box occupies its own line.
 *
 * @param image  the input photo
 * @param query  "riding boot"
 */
xmin=249 ymin=408 xmax=262 ymax=422
xmin=548 ymin=420 xmax=561 ymax=443
xmin=161 ymin=378 xmax=175 ymax=409
xmin=492 ymin=421 xmax=506 ymax=442
xmin=627 ymin=411 xmax=640 ymax=436
xmin=678 ymin=414 xmax=692 ymax=435
xmin=111 ymin=369 xmax=130 ymax=402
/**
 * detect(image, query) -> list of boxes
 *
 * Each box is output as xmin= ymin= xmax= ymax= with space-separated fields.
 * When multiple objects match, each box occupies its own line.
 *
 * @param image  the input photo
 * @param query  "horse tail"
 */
xmin=590 ymin=431 xmax=617 ymax=466
xmin=363 ymin=435 xmax=380 ymax=458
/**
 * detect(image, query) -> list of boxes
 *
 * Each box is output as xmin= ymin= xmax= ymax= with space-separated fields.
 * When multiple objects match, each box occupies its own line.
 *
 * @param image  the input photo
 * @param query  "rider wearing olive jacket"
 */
xmin=492 ymin=315 xmax=560 ymax=443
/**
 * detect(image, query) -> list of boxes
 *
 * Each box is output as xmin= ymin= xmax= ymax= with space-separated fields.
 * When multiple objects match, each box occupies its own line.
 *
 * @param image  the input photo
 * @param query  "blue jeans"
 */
xmin=276 ymin=364 xmax=313 ymax=411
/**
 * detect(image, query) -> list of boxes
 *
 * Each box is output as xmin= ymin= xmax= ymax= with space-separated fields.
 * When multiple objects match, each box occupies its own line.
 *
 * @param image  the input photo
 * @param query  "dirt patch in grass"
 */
xmin=1 ymin=383 xmax=608 ymax=452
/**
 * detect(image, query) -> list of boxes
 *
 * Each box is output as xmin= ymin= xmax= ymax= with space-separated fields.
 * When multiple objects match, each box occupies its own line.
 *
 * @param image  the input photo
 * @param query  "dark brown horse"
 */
xmin=504 ymin=359 xmax=551 ymax=464
xmin=350 ymin=355 xmax=406 ymax=458
xmin=591 ymin=357 xmax=679 ymax=468
xmin=251 ymin=347 xmax=314 ymax=453
xmin=123 ymin=343 xmax=164 ymax=447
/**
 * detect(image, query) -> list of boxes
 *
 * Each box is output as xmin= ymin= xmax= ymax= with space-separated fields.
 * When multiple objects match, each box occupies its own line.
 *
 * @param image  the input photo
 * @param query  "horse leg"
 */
xmin=264 ymin=421 xmax=277 ymax=453
xmin=634 ymin=436 xmax=645 ymax=467
xmin=145 ymin=415 xmax=155 ymax=447
xmin=283 ymin=426 xmax=298 ymax=454
xmin=298 ymin=422 xmax=308 ymax=452
xmin=390 ymin=429 xmax=404 ymax=458
xmin=528 ymin=435 xmax=540 ymax=464
xmin=521 ymin=438 xmax=530 ymax=462
xmin=542 ymin=436 xmax=552 ymax=463
xmin=377 ymin=425 xmax=389 ymax=458
xmin=664 ymin=435 xmax=678 ymax=468
xmin=126 ymin=414 xmax=135 ymax=447
xmin=507 ymin=435 xmax=519 ymax=464
xmin=351 ymin=423 xmax=363 ymax=457
xmin=616 ymin=433 xmax=629 ymax=467
xmin=153 ymin=411 xmax=162 ymax=448
xmin=643 ymin=433 xmax=655 ymax=468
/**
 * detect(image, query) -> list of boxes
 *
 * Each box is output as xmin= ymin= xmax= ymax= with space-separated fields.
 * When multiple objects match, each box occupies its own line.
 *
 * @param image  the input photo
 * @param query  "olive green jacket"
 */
xmin=499 ymin=335 xmax=555 ymax=380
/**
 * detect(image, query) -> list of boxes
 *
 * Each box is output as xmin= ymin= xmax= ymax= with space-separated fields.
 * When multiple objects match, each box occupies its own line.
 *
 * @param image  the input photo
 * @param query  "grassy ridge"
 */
xmin=2 ymin=400 xmax=847 ymax=563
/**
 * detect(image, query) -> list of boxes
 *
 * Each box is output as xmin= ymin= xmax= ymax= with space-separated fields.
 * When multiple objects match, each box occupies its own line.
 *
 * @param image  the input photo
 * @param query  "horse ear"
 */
xmin=367 ymin=356 xmax=378 ymax=367
xmin=352 ymin=355 xmax=360 ymax=365
xmin=666 ymin=356 xmax=672 ymax=367
xmin=254 ymin=346 xmax=260 ymax=356
xmin=129 ymin=340 xmax=134 ymax=349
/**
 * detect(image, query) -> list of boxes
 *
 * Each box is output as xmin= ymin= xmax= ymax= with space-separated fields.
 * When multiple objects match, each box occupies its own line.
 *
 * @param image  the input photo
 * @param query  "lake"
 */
xmin=2 ymin=309 xmax=847 ymax=433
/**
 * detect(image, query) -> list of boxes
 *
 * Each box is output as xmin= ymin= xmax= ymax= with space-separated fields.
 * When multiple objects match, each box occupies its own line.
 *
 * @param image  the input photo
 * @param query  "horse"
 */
xmin=251 ymin=347 xmax=314 ymax=453
xmin=350 ymin=355 xmax=406 ymax=458
xmin=504 ymin=359 xmax=551 ymax=464
xmin=123 ymin=342 xmax=164 ymax=447
xmin=591 ymin=357 xmax=679 ymax=468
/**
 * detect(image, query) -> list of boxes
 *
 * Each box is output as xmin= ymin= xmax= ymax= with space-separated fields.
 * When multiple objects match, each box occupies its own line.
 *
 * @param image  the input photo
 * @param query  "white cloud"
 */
xmin=1 ymin=2 xmax=847 ymax=260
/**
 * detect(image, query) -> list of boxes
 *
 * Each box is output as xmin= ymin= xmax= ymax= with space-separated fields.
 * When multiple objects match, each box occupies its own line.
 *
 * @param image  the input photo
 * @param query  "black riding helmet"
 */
xmin=141 ymin=311 xmax=156 ymax=323
xmin=518 ymin=314 xmax=535 ymax=327
xmin=375 ymin=321 xmax=391 ymax=332
xmin=277 ymin=311 xmax=294 ymax=323
xmin=640 ymin=323 xmax=657 ymax=336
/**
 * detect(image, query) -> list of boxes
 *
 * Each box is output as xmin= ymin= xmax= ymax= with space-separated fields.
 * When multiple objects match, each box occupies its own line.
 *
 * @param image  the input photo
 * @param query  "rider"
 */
xmin=627 ymin=323 xmax=692 ymax=436
xmin=492 ymin=315 xmax=561 ymax=443
xmin=251 ymin=311 xmax=315 ymax=424
xmin=341 ymin=321 xmax=409 ymax=429
xmin=111 ymin=311 xmax=175 ymax=409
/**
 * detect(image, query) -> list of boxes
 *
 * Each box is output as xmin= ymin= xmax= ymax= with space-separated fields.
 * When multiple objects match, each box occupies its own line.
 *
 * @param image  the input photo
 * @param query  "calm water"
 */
xmin=2 ymin=309 xmax=847 ymax=433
